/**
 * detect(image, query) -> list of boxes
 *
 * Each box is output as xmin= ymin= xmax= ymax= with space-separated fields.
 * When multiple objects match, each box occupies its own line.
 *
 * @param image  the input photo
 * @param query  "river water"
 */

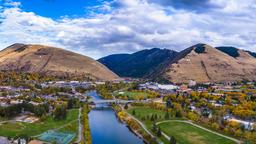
xmin=87 ymin=91 xmax=144 ymax=144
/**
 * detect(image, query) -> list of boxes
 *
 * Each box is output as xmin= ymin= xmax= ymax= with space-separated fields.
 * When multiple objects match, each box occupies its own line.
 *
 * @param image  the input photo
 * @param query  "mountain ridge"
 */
xmin=158 ymin=44 xmax=256 ymax=83
xmin=99 ymin=44 xmax=256 ymax=83
xmin=0 ymin=43 xmax=119 ymax=81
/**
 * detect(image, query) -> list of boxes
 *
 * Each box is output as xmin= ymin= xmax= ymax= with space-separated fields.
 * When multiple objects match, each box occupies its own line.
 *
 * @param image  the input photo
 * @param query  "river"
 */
xmin=87 ymin=91 xmax=144 ymax=144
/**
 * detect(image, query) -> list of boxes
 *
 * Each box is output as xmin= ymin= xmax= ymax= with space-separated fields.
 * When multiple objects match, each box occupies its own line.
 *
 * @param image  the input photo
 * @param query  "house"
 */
xmin=224 ymin=116 xmax=255 ymax=130
xmin=29 ymin=101 xmax=41 ymax=106
xmin=229 ymin=118 xmax=255 ymax=130
xmin=209 ymin=100 xmax=223 ymax=107
xmin=13 ymin=138 xmax=26 ymax=144
xmin=10 ymin=100 xmax=23 ymax=105
xmin=28 ymin=140 xmax=45 ymax=144
xmin=0 ymin=136 xmax=10 ymax=144
xmin=189 ymin=80 xmax=197 ymax=87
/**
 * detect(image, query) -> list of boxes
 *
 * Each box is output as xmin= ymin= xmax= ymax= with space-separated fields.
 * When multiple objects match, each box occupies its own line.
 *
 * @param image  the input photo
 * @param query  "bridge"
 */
xmin=91 ymin=99 xmax=153 ymax=105
xmin=92 ymin=99 xmax=135 ymax=104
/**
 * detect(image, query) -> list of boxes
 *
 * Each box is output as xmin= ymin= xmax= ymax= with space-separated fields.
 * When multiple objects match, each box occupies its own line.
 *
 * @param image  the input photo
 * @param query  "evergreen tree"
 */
xmin=132 ymin=110 xmax=136 ymax=115
xmin=124 ymin=103 xmax=128 ymax=109
xmin=157 ymin=127 xmax=162 ymax=137
xmin=154 ymin=114 xmax=158 ymax=120
xmin=165 ymin=112 xmax=170 ymax=120
xmin=150 ymin=114 xmax=155 ymax=121
xmin=170 ymin=136 xmax=176 ymax=144
xmin=152 ymin=123 xmax=157 ymax=133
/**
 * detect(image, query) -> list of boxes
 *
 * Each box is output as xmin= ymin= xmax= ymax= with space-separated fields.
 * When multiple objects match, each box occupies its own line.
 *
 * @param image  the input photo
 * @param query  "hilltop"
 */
xmin=0 ymin=43 xmax=119 ymax=81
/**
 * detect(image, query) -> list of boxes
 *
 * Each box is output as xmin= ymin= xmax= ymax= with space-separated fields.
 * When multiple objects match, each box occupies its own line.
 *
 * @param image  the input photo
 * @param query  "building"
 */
xmin=139 ymin=82 xmax=179 ymax=92
xmin=224 ymin=116 xmax=255 ymax=130
xmin=28 ymin=140 xmax=45 ymax=144
xmin=0 ymin=136 xmax=10 ymax=144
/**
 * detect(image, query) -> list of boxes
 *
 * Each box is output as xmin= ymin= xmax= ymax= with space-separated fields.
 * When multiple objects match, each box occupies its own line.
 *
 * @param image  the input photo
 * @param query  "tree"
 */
xmin=34 ymin=105 xmax=46 ymax=117
xmin=187 ymin=112 xmax=199 ymax=121
xmin=152 ymin=123 xmax=157 ymax=133
xmin=169 ymin=136 xmax=177 ymax=144
xmin=124 ymin=103 xmax=128 ymax=109
xmin=132 ymin=110 xmax=136 ymax=115
xmin=166 ymin=97 xmax=172 ymax=108
xmin=165 ymin=112 xmax=170 ymax=120
xmin=157 ymin=127 xmax=162 ymax=137
xmin=53 ymin=104 xmax=67 ymax=120
xmin=154 ymin=114 xmax=158 ymax=120
xmin=150 ymin=114 xmax=155 ymax=121
xmin=67 ymin=98 xmax=79 ymax=109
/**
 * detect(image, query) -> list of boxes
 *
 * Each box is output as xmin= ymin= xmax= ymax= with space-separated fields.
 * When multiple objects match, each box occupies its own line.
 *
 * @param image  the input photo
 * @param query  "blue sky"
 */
xmin=0 ymin=0 xmax=256 ymax=59
xmin=12 ymin=0 xmax=109 ymax=18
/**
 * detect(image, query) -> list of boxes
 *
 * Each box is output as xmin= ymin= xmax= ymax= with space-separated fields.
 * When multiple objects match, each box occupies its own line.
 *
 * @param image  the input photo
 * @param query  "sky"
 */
xmin=0 ymin=0 xmax=256 ymax=59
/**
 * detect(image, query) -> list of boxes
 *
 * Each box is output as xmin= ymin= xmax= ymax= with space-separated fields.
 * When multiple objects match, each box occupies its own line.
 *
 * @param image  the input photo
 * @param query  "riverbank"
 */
xmin=82 ymin=104 xmax=92 ymax=144
xmin=112 ymin=104 xmax=157 ymax=144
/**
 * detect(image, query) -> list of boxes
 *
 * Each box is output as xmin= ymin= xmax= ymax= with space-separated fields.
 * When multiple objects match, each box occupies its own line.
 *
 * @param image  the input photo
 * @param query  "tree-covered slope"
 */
xmin=98 ymin=48 xmax=178 ymax=78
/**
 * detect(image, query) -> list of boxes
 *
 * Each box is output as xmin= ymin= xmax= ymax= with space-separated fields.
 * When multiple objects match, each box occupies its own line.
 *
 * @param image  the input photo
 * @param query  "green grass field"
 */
xmin=127 ymin=107 xmax=179 ymax=143
xmin=115 ymin=91 xmax=150 ymax=100
xmin=127 ymin=106 xmax=183 ymax=127
xmin=0 ymin=109 xmax=79 ymax=137
xmin=158 ymin=121 xmax=236 ymax=144
xmin=128 ymin=106 xmax=235 ymax=144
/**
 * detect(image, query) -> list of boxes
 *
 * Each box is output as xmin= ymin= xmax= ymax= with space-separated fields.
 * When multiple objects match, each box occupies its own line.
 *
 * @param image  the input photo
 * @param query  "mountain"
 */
xmin=216 ymin=46 xmax=240 ymax=58
xmin=216 ymin=46 xmax=256 ymax=58
xmin=0 ymin=43 xmax=119 ymax=81
xmin=98 ymin=48 xmax=178 ymax=78
xmin=156 ymin=44 xmax=256 ymax=83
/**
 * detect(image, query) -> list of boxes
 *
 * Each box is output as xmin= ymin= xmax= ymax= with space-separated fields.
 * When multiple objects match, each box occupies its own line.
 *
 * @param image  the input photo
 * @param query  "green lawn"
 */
xmin=158 ymin=121 xmax=236 ymax=144
xmin=127 ymin=106 xmax=182 ymax=127
xmin=127 ymin=106 xmax=235 ymax=144
xmin=115 ymin=91 xmax=151 ymax=100
xmin=127 ymin=106 xmax=182 ymax=144
xmin=0 ymin=109 xmax=79 ymax=137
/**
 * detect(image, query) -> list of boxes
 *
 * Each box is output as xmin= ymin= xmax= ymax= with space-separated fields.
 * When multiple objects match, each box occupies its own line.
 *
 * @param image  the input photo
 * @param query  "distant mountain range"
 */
xmin=98 ymin=48 xmax=178 ymax=78
xmin=0 ymin=44 xmax=119 ymax=81
xmin=99 ymin=44 xmax=256 ymax=83
xmin=1 ymin=43 xmax=255 ymax=83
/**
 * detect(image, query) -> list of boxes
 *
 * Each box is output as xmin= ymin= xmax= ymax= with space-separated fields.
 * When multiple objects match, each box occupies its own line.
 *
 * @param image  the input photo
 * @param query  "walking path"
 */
xmin=32 ymin=119 xmax=78 ymax=137
xmin=0 ymin=120 xmax=15 ymax=125
xmin=125 ymin=111 xmax=163 ymax=144
xmin=75 ymin=107 xmax=83 ymax=143
xmin=156 ymin=120 xmax=242 ymax=144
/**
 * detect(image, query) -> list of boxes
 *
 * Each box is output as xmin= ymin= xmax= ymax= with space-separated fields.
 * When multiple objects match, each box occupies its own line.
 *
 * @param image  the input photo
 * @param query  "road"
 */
xmin=156 ymin=120 xmax=242 ymax=144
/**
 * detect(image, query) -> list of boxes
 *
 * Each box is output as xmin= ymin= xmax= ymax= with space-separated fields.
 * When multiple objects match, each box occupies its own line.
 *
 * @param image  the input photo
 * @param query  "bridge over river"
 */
xmin=92 ymin=99 xmax=151 ymax=104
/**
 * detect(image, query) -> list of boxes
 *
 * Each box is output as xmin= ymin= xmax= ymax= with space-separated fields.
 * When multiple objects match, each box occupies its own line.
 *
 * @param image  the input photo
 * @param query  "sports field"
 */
xmin=37 ymin=130 xmax=75 ymax=144
xmin=128 ymin=106 xmax=236 ymax=144
xmin=115 ymin=91 xmax=152 ymax=100
xmin=158 ymin=121 xmax=236 ymax=144
xmin=0 ymin=109 xmax=79 ymax=137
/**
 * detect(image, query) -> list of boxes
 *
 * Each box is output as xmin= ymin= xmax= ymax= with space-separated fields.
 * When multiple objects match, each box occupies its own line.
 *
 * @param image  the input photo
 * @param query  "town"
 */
xmin=0 ymin=72 xmax=255 ymax=144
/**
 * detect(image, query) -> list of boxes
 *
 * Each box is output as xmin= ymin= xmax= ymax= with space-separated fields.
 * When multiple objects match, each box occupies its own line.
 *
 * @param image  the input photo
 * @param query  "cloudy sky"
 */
xmin=0 ymin=0 xmax=256 ymax=59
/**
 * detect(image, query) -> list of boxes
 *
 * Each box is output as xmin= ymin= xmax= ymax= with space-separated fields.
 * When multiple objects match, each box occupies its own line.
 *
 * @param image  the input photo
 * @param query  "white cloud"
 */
xmin=3 ymin=0 xmax=21 ymax=7
xmin=0 ymin=0 xmax=256 ymax=59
